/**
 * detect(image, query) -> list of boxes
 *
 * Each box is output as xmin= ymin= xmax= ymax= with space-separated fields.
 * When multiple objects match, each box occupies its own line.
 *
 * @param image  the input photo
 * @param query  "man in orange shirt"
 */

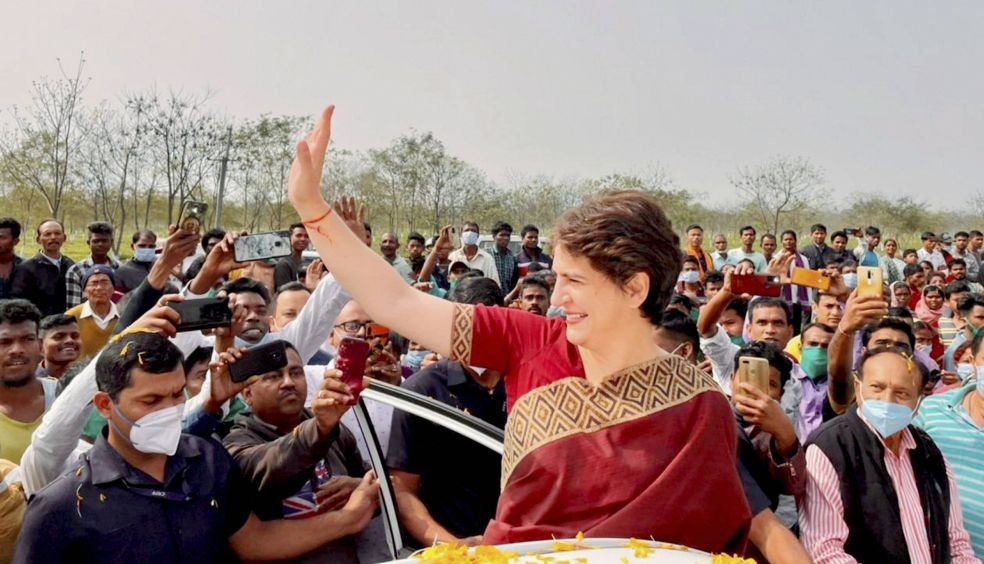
xmin=685 ymin=224 xmax=715 ymax=280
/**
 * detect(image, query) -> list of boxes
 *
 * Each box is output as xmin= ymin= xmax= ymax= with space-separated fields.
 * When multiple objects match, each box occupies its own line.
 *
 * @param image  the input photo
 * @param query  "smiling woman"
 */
xmin=287 ymin=106 xmax=751 ymax=554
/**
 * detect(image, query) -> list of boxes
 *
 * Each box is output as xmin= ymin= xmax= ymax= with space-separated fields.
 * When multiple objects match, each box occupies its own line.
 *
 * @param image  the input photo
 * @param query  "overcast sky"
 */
xmin=2 ymin=1 xmax=981 ymax=206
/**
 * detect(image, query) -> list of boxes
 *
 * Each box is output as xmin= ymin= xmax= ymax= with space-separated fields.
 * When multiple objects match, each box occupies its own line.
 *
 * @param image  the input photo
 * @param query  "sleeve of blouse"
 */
xmin=447 ymin=303 xmax=557 ymax=374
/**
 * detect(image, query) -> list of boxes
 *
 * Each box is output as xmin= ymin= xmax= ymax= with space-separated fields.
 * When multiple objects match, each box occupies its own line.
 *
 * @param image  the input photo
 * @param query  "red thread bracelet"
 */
xmin=302 ymin=208 xmax=332 ymax=226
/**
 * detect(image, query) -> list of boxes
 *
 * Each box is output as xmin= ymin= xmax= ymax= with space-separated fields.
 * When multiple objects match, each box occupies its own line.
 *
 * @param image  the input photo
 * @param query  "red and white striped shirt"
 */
xmin=799 ymin=410 xmax=980 ymax=564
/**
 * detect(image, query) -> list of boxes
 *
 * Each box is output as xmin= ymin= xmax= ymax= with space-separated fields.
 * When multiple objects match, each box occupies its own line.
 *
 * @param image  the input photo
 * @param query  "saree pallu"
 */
xmin=482 ymin=357 xmax=751 ymax=554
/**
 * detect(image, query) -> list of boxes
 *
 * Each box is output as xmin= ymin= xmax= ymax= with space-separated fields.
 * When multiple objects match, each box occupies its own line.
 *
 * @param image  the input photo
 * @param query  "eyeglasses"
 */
xmin=333 ymin=321 xmax=373 ymax=334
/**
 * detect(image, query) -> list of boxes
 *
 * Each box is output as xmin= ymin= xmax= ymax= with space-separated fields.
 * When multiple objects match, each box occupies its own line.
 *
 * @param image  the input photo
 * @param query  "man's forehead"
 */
xmin=337 ymin=302 xmax=370 ymax=323
xmin=803 ymin=327 xmax=831 ymax=343
xmin=124 ymin=366 xmax=185 ymax=396
xmin=0 ymin=321 xmax=38 ymax=336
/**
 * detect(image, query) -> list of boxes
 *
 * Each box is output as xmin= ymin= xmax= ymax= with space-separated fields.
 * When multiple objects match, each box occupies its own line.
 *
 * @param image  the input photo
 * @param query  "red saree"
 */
xmin=449 ymin=305 xmax=751 ymax=554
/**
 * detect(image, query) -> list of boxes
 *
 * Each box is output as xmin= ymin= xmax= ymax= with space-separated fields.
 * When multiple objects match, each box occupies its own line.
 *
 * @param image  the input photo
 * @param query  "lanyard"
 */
xmin=123 ymin=480 xmax=194 ymax=502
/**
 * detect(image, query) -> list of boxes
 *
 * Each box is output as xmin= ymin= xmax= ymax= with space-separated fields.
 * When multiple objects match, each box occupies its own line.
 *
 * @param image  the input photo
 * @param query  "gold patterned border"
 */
xmin=449 ymin=303 xmax=475 ymax=365
xmin=501 ymin=355 xmax=721 ymax=488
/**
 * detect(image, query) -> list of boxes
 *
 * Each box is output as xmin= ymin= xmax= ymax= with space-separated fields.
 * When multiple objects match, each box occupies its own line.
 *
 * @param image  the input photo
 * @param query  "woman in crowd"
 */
xmin=915 ymin=285 xmax=946 ymax=326
xmin=286 ymin=106 xmax=751 ymax=553
xmin=890 ymin=281 xmax=912 ymax=311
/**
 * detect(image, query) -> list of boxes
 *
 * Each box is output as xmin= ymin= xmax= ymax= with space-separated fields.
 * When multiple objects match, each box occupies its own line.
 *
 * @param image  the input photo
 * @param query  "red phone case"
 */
xmin=335 ymin=337 xmax=370 ymax=405
xmin=731 ymin=274 xmax=782 ymax=297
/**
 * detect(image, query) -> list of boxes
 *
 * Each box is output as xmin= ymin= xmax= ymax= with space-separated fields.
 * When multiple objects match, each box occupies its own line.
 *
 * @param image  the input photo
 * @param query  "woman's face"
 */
xmin=924 ymin=290 xmax=944 ymax=311
xmin=920 ymin=262 xmax=933 ymax=276
xmin=929 ymin=274 xmax=946 ymax=288
xmin=551 ymin=245 xmax=646 ymax=349
xmin=894 ymin=285 xmax=912 ymax=304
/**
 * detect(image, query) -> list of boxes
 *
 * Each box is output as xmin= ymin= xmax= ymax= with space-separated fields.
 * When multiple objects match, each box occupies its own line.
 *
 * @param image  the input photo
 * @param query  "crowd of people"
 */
xmin=0 ymin=105 xmax=980 ymax=563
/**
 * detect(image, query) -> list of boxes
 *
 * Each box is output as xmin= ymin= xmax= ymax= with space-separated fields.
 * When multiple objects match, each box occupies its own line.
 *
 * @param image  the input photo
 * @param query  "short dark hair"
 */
xmin=761 ymin=233 xmax=776 ymax=242
xmin=921 ymin=231 xmax=936 ymax=242
xmin=887 ymin=307 xmax=913 ymax=321
xmin=903 ymin=264 xmax=922 ymax=279
xmin=748 ymin=297 xmax=790 ymax=325
xmin=725 ymin=297 xmax=749 ymax=319
xmin=864 ymin=226 xmax=880 ymax=237
xmin=902 ymin=248 xmax=918 ymax=258
xmin=955 ymin=231 xmax=970 ymax=239
xmin=943 ymin=281 xmax=969 ymax=298
xmin=830 ymin=230 xmax=848 ymax=242
xmin=840 ymin=260 xmax=857 ymax=272
xmin=970 ymin=230 xmax=983 ymax=238
xmin=0 ymin=299 xmax=42 ymax=331
xmin=801 ymin=322 xmax=835 ymax=341
xmin=40 ymin=314 xmax=78 ymax=337
xmin=289 ymin=222 xmax=305 ymax=234
xmin=858 ymin=345 xmax=927 ymax=388
xmin=668 ymin=293 xmax=696 ymax=312
xmin=958 ymin=294 xmax=984 ymax=317
xmin=704 ymin=271 xmax=725 ymax=286
xmin=275 ymin=281 xmax=310 ymax=297
xmin=36 ymin=218 xmax=63 ymax=237
xmin=491 ymin=222 xmax=513 ymax=236
xmin=131 ymin=229 xmax=156 ymax=245
xmin=810 ymin=223 xmax=827 ymax=233
xmin=462 ymin=221 xmax=480 ymax=233
xmin=656 ymin=309 xmax=699 ymax=352
xmin=950 ymin=258 xmax=967 ymax=269
xmin=739 ymin=225 xmax=756 ymax=236
xmin=682 ymin=255 xmax=699 ymax=266
xmin=685 ymin=224 xmax=703 ymax=233
xmin=201 ymin=228 xmax=226 ymax=251
xmin=407 ymin=231 xmax=425 ymax=246
xmin=520 ymin=225 xmax=539 ymax=238
xmin=362 ymin=221 xmax=372 ymax=234
xmin=182 ymin=346 xmax=213 ymax=374
xmin=449 ymin=276 xmax=503 ymax=307
xmin=86 ymin=221 xmax=114 ymax=238
xmin=922 ymin=285 xmax=943 ymax=298
xmin=520 ymin=277 xmax=551 ymax=296
xmin=96 ymin=332 xmax=184 ymax=401
xmin=861 ymin=317 xmax=915 ymax=349
xmin=222 ymin=277 xmax=271 ymax=305
xmin=553 ymin=191 xmax=680 ymax=323
xmin=0 ymin=218 xmax=22 ymax=239
xmin=780 ymin=230 xmax=797 ymax=242
xmin=734 ymin=341 xmax=793 ymax=388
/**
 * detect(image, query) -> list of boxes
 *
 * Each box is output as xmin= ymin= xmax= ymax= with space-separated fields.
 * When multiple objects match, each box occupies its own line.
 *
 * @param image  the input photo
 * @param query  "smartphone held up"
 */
xmin=335 ymin=337 xmax=371 ymax=405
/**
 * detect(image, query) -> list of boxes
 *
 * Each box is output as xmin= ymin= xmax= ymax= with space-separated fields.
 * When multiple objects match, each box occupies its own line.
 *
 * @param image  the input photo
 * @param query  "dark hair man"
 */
xmin=800 ymin=223 xmax=835 ymax=270
xmin=654 ymin=309 xmax=699 ymax=363
xmin=0 ymin=218 xmax=23 ymax=300
xmin=949 ymin=231 xmax=980 ymax=283
xmin=515 ymin=224 xmax=552 ymax=271
xmin=185 ymin=227 xmax=227 ymax=281
xmin=760 ymin=233 xmax=777 ymax=264
xmin=728 ymin=226 xmax=767 ymax=273
xmin=827 ymin=231 xmax=853 ymax=265
xmin=10 ymin=219 xmax=75 ymax=317
xmin=490 ymin=221 xmax=519 ymax=292
xmin=684 ymin=224 xmax=714 ymax=280
xmin=800 ymin=346 xmax=977 ymax=562
xmin=115 ymin=229 xmax=158 ymax=293
xmin=406 ymin=231 xmax=427 ymax=275
xmin=223 ymin=341 xmax=375 ymax=562
xmin=274 ymin=223 xmax=311 ymax=290
xmin=37 ymin=314 xmax=82 ymax=381
xmin=65 ymin=222 xmax=120 ymax=309
xmin=518 ymin=276 xmax=550 ymax=316
xmin=447 ymin=222 xmax=500 ymax=287
xmin=969 ymin=230 xmax=984 ymax=264
xmin=0 ymin=299 xmax=55 ymax=465
xmin=380 ymin=232 xmax=414 ymax=284
xmin=918 ymin=231 xmax=947 ymax=271
xmin=15 ymin=332 xmax=380 ymax=562
xmin=851 ymin=225 xmax=882 ymax=270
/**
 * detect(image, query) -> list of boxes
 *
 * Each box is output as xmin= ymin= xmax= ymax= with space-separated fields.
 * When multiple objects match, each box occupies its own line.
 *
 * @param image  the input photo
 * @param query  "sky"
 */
xmin=2 ymin=1 xmax=982 ymax=206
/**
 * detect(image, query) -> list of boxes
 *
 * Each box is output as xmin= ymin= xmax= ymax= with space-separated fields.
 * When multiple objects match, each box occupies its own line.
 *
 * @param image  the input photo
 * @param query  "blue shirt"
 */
xmin=14 ymin=432 xmax=254 ymax=563
xmin=913 ymin=382 xmax=984 ymax=557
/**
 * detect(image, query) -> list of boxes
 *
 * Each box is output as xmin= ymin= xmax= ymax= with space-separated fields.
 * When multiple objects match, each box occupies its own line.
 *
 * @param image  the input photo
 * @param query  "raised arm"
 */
xmin=827 ymin=291 xmax=887 ymax=409
xmin=418 ymin=225 xmax=451 ymax=286
xmin=287 ymin=106 xmax=454 ymax=356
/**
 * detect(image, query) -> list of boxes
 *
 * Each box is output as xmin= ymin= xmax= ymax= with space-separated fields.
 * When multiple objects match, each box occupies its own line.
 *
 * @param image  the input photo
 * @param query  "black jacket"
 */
xmin=10 ymin=253 xmax=74 ymax=316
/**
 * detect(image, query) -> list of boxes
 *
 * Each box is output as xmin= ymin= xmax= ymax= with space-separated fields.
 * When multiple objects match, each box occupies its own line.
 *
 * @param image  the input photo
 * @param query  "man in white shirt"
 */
xmin=711 ymin=234 xmax=731 ymax=271
xmin=917 ymin=231 xmax=947 ymax=272
xmin=727 ymin=226 xmax=767 ymax=273
xmin=447 ymin=222 xmax=501 ymax=287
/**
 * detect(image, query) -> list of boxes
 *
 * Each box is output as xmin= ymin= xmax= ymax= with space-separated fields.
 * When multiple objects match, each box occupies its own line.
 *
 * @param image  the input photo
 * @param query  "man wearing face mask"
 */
xmin=448 ymin=221 xmax=501 ymax=287
xmin=839 ymin=261 xmax=859 ymax=292
xmin=676 ymin=256 xmax=704 ymax=302
xmin=800 ymin=346 xmax=979 ymax=563
xmin=915 ymin=333 xmax=984 ymax=556
xmin=115 ymin=229 xmax=158 ymax=293
xmin=14 ymin=332 xmax=380 ymax=563
xmin=943 ymin=294 xmax=984 ymax=371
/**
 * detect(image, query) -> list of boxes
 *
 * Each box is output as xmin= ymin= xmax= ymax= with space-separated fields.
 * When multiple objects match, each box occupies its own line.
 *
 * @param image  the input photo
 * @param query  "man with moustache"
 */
xmin=11 ymin=219 xmax=74 ymax=317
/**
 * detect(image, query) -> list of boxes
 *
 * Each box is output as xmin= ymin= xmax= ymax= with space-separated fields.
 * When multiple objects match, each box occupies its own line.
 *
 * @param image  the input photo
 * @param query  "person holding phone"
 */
xmin=286 ymin=106 xmax=750 ymax=554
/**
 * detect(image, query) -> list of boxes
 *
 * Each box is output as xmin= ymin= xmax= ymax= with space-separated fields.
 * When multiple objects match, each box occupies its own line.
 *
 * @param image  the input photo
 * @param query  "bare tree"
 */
xmin=0 ymin=55 xmax=89 ymax=218
xmin=731 ymin=155 xmax=824 ymax=235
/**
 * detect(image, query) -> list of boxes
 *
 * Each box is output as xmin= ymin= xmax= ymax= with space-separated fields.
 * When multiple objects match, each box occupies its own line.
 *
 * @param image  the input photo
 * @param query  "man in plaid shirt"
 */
xmin=64 ymin=222 xmax=120 ymax=308
xmin=490 ymin=221 xmax=519 ymax=293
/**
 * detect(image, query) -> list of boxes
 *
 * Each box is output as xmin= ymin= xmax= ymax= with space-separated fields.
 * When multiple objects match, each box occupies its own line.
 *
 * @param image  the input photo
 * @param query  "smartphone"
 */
xmin=367 ymin=323 xmax=390 ymax=346
xmin=233 ymin=231 xmax=292 ymax=263
xmin=178 ymin=201 xmax=209 ymax=234
xmin=448 ymin=227 xmax=460 ymax=249
xmin=857 ymin=266 xmax=883 ymax=298
xmin=168 ymin=297 xmax=232 ymax=332
xmin=335 ymin=337 xmax=371 ymax=405
xmin=228 ymin=340 xmax=290 ymax=384
xmin=737 ymin=357 xmax=770 ymax=396
xmin=791 ymin=267 xmax=831 ymax=291
xmin=731 ymin=274 xmax=782 ymax=297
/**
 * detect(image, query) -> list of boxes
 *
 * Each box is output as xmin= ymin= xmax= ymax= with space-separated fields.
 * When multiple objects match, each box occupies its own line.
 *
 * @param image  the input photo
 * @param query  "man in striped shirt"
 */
xmin=800 ymin=346 xmax=979 ymax=563
xmin=914 ymin=334 xmax=984 ymax=557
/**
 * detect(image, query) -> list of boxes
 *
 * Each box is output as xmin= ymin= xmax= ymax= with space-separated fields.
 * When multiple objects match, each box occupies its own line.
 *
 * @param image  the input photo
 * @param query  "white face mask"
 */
xmin=112 ymin=403 xmax=185 ymax=456
xmin=133 ymin=247 xmax=157 ymax=263
xmin=461 ymin=231 xmax=480 ymax=247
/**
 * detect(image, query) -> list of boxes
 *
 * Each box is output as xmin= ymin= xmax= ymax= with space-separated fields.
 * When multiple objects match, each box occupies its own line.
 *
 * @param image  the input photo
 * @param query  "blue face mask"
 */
xmin=842 ymin=272 xmax=858 ymax=289
xmin=402 ymin=350 xmax=430 ymax=372
xmin=679 ymin=270 xmax=700 ymax=284
xmin=956 ymin=363 xmax=975 ymax=381
xmin=860 ymin=398 xmax=914 ymax=439
xmin=461 ymin=231 xmax=479 ymax=247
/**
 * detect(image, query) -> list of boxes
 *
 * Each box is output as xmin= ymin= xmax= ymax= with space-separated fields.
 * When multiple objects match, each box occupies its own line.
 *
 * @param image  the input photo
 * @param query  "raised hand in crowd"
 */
xmin=304 ymin=258 xmax=326 ymax=291
xmin=764 ymin=251 xmax=795 ymax=284
xmin=733 ymin=382 xmax=797 ymax=457
xmin=827 ymin=288 xmax=889 ymax=407
xmin=121 ymin=293 xmax=185 ymax=338
xmin=189 ymin=232 xmax=247 ymax=295
xmin=418 ymin=224 xmax=452 ymax=286
xmin=149 ymin=224 xmax=201 ymax=290
xmin=204 ymin=346 xmax=262 ymax=417
xmin=367 ymin=340 xmax=402 ymax=386
xmin=312 ymin=368 xmax=355 ymax=438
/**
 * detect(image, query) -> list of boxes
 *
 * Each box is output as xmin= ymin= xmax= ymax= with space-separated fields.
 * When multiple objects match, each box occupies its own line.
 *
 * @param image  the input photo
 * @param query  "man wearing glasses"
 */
xmin=66 ymin=265 xmax=120 ymax=358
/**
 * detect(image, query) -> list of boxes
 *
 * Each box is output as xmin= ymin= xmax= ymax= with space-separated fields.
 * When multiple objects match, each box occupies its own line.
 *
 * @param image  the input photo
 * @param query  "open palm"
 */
xmin=288 ymin=105 xmax=334 ymax=218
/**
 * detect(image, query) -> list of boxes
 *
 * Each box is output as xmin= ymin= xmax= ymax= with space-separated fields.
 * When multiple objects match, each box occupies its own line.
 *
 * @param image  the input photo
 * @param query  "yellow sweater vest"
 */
xmin=66 ymin=304 xmax=118 ymax=359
